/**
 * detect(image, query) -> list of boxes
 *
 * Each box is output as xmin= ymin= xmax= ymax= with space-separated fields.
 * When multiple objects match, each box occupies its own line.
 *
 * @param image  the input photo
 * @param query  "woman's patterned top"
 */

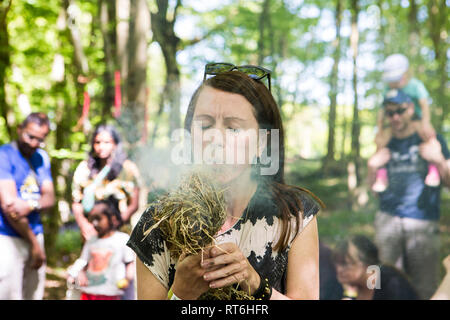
xmin=127 ymin=181 xmax=320 ymax=295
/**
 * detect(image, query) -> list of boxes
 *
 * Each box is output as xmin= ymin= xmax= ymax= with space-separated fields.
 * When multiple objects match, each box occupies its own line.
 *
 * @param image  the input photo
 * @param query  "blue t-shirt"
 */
xmin=0 ymin=143 xmax=53 ymax=237
xmin=379 ymin=133 xmax=449 ymax=221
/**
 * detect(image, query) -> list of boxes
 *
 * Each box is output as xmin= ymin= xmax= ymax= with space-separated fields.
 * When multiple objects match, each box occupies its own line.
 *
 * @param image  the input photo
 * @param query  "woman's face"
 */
xmin=191 ymin=86 xmax=265 ymax=185
xmin=93 ymin=130 xmax=116 ymax=160
xmin=335 ymin=245 xmax=367 ymax=286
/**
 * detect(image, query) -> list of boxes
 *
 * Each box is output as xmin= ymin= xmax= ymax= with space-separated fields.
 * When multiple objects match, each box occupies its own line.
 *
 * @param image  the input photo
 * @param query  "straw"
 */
xmin=142 ymin=171 xmax=253 ymax=300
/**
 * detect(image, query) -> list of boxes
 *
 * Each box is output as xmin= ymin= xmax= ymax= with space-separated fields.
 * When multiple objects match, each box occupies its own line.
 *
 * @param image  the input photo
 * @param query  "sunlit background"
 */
xmin=0 ymin=0 xmax=448 ymax=299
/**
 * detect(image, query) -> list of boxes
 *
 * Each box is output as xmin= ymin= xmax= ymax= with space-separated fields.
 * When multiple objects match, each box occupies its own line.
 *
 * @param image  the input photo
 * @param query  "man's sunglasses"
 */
xmin=386 ymin=107 xmax=408 ymax=117
xmin=203 ymin=62 xmax=272 ymax=91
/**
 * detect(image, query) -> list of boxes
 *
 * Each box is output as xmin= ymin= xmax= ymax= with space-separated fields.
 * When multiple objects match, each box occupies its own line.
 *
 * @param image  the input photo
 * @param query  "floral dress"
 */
xmin=72 ymin=159 xmax=141 ymax=218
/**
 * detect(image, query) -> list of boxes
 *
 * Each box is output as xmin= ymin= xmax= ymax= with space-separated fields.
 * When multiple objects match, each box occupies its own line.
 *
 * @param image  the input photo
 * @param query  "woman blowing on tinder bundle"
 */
xmin=127 ymin=64 xmax=323 ymax=300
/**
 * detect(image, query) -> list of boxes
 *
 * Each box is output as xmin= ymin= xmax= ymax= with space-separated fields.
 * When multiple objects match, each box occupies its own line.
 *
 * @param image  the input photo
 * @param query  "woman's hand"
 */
xmin=170 ymin=251 xmax=211 ymax=300
xmin=201 ymin=242 xmax=260 ymax=294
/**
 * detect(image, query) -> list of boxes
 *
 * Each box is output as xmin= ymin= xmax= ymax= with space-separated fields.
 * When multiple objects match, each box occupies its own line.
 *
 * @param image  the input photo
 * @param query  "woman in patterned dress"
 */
xmin=127 ymin=69 xmax=322 ymax=300
xmin=72 ymin=124 xmax=141 ymax=241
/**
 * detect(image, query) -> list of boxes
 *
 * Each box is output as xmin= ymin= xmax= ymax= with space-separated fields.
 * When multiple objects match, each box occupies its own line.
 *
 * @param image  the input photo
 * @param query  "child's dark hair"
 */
xmin=94 ymin=196 xmax=123 ymax=228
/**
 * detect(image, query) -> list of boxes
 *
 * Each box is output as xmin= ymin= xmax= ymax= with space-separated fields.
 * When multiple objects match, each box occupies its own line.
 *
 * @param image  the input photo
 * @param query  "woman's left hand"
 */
xmin=201 ymin=242 xmax=260 ymax=294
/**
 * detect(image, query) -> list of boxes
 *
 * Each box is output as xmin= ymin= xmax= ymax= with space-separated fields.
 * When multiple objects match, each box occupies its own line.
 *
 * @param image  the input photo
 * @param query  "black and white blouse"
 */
xmin=127 ymin=181 xmax=320 ymax=295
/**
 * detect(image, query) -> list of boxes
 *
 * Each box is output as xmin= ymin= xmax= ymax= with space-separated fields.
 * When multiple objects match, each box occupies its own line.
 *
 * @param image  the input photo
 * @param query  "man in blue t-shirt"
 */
xmin=368 ymin=89 xmax=450 ymax=299
xmin=0 ymin=112 xmax=55 ymax=300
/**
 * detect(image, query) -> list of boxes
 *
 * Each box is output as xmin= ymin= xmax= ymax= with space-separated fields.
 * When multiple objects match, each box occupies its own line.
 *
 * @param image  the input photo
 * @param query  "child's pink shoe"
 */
xmin=425 ymin=164 xmax=440 ymax=187
xmin=372 ymin=168 xmax=388 ymax=193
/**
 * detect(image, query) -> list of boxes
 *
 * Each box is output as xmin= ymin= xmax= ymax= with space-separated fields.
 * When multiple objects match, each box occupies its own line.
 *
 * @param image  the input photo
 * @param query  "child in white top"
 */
xmin=67 ymin=196 xmax=135 ymax=300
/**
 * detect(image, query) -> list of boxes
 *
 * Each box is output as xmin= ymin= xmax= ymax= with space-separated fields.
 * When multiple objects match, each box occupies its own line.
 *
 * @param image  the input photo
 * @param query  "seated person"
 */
xmin=319 ymin=241 xmax=343 ymax=300
xmin=332 ymin=235 xmax=419 ymax=300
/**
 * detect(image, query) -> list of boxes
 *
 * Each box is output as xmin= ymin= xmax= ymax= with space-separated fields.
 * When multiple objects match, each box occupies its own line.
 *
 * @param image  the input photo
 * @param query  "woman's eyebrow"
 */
xmin=224 ymin=116 xmax=247 ymax=123
xmin=193 ymin=115 xmax=247 ymax=123
xmin=193 ymin=114 xmax=214 ymax=120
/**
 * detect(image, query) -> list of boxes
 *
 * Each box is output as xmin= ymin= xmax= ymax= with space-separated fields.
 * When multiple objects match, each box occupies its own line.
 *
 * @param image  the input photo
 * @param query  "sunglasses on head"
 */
xmin=203 ymin=62 xmax=272 ymax=91
xmin=386 ymin=107 xmax=408 ymax=117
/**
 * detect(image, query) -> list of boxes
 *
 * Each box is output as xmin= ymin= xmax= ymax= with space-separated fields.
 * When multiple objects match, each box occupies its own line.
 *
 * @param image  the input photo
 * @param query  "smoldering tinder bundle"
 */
xmin=142 ymin=171 xmax=227 ymax=258
xmin=141 ymin=171 xmax=253 ymax=300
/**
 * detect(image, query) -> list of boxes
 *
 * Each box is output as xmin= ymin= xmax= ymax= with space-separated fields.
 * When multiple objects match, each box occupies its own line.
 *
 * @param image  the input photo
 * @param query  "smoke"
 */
xmin=114 ymin=108 xmax=280 ymax=203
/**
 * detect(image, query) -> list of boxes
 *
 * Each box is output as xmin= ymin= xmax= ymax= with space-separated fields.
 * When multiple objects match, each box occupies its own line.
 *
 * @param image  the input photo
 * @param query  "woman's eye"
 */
xmin=228 ymin=127 xmax=241 ymax=133
xmin=201 ymin=125 xmax=212 ymax=130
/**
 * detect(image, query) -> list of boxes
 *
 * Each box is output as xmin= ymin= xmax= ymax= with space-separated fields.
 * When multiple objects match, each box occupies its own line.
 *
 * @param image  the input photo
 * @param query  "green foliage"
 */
xmin=0 ymin=0 xmax=448 ymax=274
xmin=53 ymin=229 xmax=82 ymax=265
xmin=48 ymin=148 xmax=86 ymax=160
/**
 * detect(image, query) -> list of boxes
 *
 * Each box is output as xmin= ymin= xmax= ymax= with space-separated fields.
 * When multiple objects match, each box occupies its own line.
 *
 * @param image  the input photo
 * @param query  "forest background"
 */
xmin=0 ymin=0 xmax=448 ymax=299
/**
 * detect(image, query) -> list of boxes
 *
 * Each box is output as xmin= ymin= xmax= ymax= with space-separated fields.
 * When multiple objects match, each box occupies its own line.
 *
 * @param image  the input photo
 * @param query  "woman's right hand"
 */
xmin=170 ymin=250 xmax=212 ymax=300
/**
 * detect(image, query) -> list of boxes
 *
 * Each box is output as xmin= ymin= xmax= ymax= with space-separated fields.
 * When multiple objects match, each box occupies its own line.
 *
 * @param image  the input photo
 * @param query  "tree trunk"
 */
xmin=122 ymin=0 xmax=150 ymax=145
xmin=347 ymin=0 xmax=364 ymax=210
xmin=63 ymin=0 xmax=90 ymax=132
xmin=66 ymin=0 xmax=89 ymax=75
xmin=0 ymin=0 xmax=12 ymax=140
xmin=427 ymin=0 xmax=448 ymax=131
xmin=116 ymin=0 xmax=130 ymax=106
xmin=45 ymin=4 xmax=80 ymax=263
xmin=150 ymin=0 xmax=181 ymax=136
xmin=150 ymin=91 xmax=165 ymax=147
xmin=127 ymin=0 xmax=149 ymax=108
xmin=257 ymin=0 xmax=270 ymax=66
xmin=349 ymin=0 xmax=360 ymax=184
xmin=99 ymin=0 xmax=117 ymax=118
xmin=340 ymin=107 xmax=348 ymax=160
xmin=376 ymin=0 xmax=385 ymax=53
xmin=258 ymin=0 xmax=284 ymax=109
xmin=408 ymin=0 xmax=420 ymax=57
xmin=323 ymin=0 xmax=343 ymax=173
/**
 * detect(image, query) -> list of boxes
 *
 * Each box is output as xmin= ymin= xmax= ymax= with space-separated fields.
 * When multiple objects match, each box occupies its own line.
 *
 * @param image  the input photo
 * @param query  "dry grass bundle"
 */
xmin=142 ymin=171 xmax=253 ymax=300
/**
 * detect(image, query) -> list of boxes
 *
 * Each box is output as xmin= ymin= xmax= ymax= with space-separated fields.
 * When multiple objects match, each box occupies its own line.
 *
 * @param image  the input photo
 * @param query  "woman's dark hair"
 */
xmin=185 ymin=71 xmax=324 ymax=251
xmin=333 ymin=235 xmax=380 ymax=267
xmin=95 ymin=195 xmax=123 ymax=228
xmin=88 ymin=124 xmax=127 ymax=181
